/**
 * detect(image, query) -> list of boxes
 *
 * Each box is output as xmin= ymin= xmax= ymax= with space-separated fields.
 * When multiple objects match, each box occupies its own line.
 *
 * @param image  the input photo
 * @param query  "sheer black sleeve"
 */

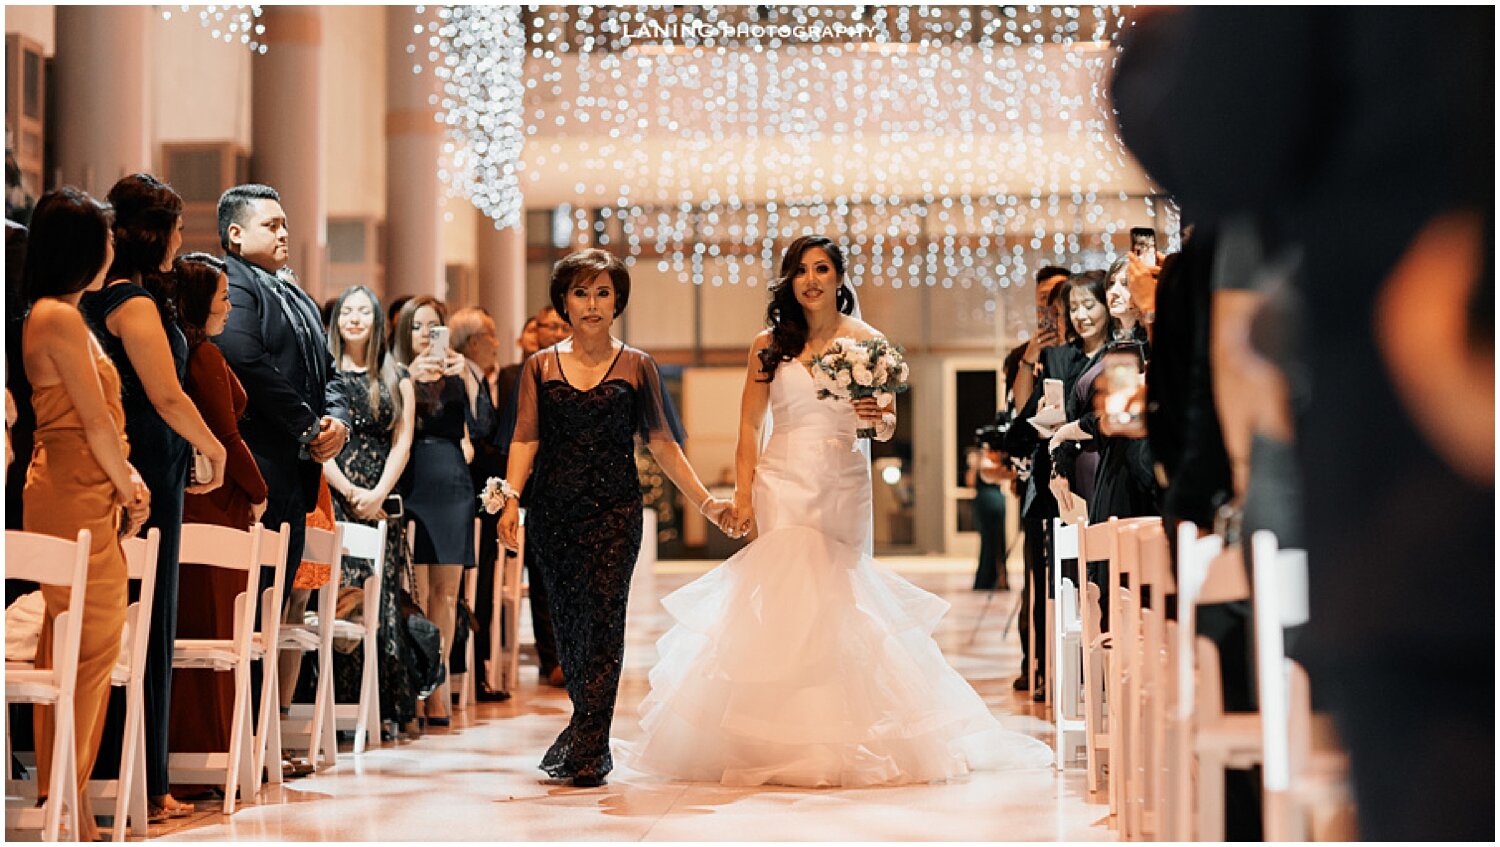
xmin=621 ymin=347 xmax=686 ymax=447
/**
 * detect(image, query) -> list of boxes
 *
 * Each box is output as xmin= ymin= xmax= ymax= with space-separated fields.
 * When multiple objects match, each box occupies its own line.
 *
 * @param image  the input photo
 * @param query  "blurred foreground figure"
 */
xmin=1112 ymin=8 xmax=1493 ymax=840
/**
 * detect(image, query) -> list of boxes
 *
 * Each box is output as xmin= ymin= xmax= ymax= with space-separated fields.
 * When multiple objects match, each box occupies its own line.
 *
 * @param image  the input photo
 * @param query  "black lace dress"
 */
xmin=510 ymin=343 xmax=684 ymax=781
xmin=328 ymin=367 xmax=419 ymax=727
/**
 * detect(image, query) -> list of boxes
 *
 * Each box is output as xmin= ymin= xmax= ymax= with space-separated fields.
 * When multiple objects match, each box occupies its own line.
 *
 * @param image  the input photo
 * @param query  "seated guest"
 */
xmin=322 ymin=285 xmax=421 ymax=739
xmin=22 ymin=187 xmax=148 ymax=841
xmin=170 ymin=252 xmax=269 ymax=767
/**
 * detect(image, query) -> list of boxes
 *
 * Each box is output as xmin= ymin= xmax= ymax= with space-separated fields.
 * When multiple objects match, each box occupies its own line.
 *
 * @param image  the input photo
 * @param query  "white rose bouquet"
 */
xmin=810 ymin=336 xmax=911 ymax=438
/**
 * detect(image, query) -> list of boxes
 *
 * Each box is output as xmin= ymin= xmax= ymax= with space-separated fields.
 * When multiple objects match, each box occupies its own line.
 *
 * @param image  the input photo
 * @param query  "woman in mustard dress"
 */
xmin=20 ymin=188 xmax=150 ymax=841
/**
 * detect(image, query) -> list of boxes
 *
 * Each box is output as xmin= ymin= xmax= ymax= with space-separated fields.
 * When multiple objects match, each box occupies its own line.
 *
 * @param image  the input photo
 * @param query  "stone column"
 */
xmin=53 ymin=6 xmax=151 ymax=197
xmin=384 ymin=5 xmax=444 ymax=301
xmin=251 ymin=6 xmax=327 ymax=300
xmin=477 ymin=216 xmax=528 ymax=366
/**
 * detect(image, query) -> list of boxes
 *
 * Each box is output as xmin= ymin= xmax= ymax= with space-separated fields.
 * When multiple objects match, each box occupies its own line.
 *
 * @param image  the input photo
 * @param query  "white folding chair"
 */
xmin=1251 ymin=530 xmax=1354 ymax=841
xmin=333 ymin=520 xmax=386 ymax=753
xmin=248 ymin=524 xmax=293 ymax=788
xmin=1075 ymin=519 xmax=1118 ymax=802
xmin=1049 ymin=517 xmax=1086 ymax=770
xmin=87 ymin=529 xmax=160 ymax=841
xmin=1162 ymin=523 xmax=1221 ymax=840
xmin=1191 ymin=539 xmax=1260 ymax=842
xmin=1135 ymin=521 xmax=1174 ymax=840
xmin=5 ymin=529 xmax=91 ymax=841
xmin=279 ymin=524 xmax=343 ymax=770
xmin=169 ymin=522 xmax=283 ymax=814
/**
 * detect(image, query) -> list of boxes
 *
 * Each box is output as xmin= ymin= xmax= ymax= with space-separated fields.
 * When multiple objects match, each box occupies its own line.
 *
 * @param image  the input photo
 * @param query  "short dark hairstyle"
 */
xmin=217 ymin=183 xmax=280 ymax=252
xmin=548 ymin=248 xmax=631 ymax=322
xmin=22 ymin=187 xmax=113 ymax=303
xmin=1035 ymin=265 xmax=1070 ymax=284
xmin=172 ymin=252 xmax=227 ymax=348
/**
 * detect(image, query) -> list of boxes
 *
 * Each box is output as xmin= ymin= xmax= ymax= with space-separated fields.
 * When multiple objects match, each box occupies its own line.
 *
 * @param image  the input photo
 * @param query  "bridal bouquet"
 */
xmin=810 ymin=337 xmax=911 ymax=438
xmin=479 ymin=477 xmax=516 ymax=514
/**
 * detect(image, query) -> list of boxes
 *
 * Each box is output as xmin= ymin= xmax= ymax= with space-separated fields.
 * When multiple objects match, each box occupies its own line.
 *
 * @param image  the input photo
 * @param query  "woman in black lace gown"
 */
xmin=499 ymin=249 xmax=730 ymax=787
xmin=321 ymin=285 xmax=420 ymax=736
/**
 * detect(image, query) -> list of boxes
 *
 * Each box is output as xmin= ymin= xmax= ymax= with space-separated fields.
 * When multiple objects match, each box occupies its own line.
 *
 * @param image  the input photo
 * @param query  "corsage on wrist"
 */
xmin=479 ymin=477 xmax=518 ymax=514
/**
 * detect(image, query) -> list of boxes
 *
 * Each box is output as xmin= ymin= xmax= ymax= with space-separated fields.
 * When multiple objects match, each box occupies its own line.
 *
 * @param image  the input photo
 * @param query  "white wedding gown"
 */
xmin=627 ymin=362 xmax=1052 ymax=787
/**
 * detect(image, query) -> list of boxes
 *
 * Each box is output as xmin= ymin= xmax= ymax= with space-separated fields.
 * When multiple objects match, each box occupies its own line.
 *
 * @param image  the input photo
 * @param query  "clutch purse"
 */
xmin=190 ymin=447 xmax=214 ymax=486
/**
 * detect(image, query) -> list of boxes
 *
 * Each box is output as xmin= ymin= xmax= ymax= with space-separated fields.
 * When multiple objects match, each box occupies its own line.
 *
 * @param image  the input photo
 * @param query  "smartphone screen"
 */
xmin=428 ymin=326 xmax=450 ymax=359
xmin=1130 ymin=227 xmax=1158 ymax=267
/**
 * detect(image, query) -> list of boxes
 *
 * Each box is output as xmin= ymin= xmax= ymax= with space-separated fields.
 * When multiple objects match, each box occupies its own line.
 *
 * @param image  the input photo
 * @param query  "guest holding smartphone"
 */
xmin=323 ymin=285 xmax=420 ymax=738
xmin=391 ymin=295 xmax=473 ymax=727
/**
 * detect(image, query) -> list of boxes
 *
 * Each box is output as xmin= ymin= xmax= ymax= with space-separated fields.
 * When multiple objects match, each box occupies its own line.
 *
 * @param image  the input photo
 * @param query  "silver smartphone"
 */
xmin=428 ymin=325 xmax=450 ymax=359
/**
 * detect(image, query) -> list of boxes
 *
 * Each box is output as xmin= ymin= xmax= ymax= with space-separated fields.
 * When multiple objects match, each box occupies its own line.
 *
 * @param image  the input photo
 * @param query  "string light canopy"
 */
xmin=429 ymin=5 xmax=1171 ymax=309
xmin=159 ymin=5 xmax=266 ymax=53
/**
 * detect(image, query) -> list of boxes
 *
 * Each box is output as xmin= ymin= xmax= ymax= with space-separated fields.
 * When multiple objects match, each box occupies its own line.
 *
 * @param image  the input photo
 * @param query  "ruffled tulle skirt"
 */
xmin=626 ymin=525 xmax=1052 ymax=787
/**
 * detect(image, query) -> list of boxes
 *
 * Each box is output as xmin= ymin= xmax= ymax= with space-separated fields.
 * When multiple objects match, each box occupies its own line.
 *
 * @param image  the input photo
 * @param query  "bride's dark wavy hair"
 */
xmin=758 ymin=235 xmax=856 ymax=382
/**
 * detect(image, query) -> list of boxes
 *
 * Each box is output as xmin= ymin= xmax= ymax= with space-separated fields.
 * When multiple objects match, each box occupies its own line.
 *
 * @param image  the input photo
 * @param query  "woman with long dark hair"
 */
xmin=21 ymin=187 xmax=147 ymax=841
xmin=169 ymin=252 xmax=269 ymax=765
xmin=324 ymin=285 xmax=420 ymax=738
xmin=79 ymin=173 xmax=226 ymax=819
xmin=628 ymin=235 xmax=1051 ymax=787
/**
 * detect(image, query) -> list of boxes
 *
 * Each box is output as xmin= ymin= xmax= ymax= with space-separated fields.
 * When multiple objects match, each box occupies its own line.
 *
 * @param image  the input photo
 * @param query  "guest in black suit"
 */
xmin=517 ymin=306 xmax=570 ymax=687
xmin=213 ymin=184 xmax=351 ymax=739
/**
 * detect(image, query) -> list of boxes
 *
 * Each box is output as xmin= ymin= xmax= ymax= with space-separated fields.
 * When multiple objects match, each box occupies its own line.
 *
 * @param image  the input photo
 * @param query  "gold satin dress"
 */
xmin=23 ymin=341 xmax=130 ymax=812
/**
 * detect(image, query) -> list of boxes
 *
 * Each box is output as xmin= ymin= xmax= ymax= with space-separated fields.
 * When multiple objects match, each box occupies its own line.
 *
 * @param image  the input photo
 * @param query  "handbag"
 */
xmin=396 ymin=554 xmax=446 ymax=699
xmin=190 ymin=447 xmax=213 ymax=486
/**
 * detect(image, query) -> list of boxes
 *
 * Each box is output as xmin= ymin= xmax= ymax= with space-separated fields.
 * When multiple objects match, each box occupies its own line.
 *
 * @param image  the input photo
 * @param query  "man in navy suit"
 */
xmin=214 ymin=183 xmax=350 ymax=598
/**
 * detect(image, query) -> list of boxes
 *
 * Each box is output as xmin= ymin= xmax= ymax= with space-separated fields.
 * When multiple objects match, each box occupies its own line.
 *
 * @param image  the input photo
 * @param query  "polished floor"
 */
xmin=141 ymin=556 xmax=1114 ymax=842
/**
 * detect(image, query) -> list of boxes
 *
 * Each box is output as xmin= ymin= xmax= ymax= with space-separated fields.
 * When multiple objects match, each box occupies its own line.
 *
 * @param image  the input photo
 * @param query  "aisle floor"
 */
xmin=150 ymin=558 xmax=1115 ymax=842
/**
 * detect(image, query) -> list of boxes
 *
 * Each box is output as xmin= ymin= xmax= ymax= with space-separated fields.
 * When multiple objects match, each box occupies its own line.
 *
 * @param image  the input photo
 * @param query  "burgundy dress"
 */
xmin=171 ymin=341 xmax=268 ymax=756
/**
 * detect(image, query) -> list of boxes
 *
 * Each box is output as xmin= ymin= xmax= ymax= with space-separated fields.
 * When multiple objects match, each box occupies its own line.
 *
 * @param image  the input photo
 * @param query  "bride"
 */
xmin=628 ymin=235 xmax=1052 ymax=787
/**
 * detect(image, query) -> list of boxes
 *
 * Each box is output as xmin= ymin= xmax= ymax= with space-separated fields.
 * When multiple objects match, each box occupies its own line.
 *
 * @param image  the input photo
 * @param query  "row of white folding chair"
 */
xmin=5 ymin=529 xmax=93 ymax=841
xmin=169 ymin=522 xmax=287 ymax=814
xmin=275 ymin=524 xmax=344 ymax=774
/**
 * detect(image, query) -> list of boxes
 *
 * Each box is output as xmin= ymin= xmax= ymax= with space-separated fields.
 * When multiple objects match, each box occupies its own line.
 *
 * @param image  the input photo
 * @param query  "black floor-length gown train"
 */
xmin=509 ymin=343 xmax=683 ymax=781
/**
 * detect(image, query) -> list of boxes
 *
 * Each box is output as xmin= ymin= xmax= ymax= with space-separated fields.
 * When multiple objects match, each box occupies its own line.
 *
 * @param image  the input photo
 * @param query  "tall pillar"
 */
xmin=53 ymin=6 xmax=151 ymax=197
xmin=477 ymin=216 xmax=528 ymax=366
xmin=384 ymin=5 xmax=444 ymax=301
xmin=252 ymin=6 xmax=327 ymax=300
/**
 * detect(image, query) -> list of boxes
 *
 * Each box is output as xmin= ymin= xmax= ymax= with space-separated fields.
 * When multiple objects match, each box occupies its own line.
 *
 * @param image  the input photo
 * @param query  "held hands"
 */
xmin=347 ymin=487 xmax=386 ymax=521
xmin=309 ymin=417 xmax=349 ymax=463
xmin=120 ymin=468 xmax=151 ymax=537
